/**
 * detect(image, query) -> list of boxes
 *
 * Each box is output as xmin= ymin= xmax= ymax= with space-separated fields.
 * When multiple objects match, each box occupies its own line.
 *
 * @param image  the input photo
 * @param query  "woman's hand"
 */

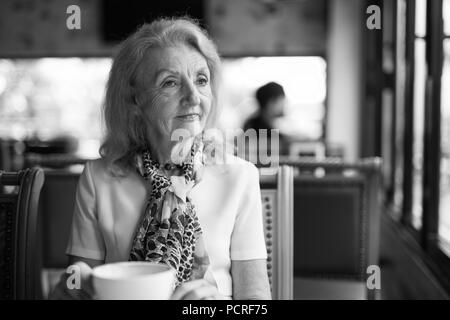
xmin=171 ymin=279 xmax=223 ymax=300
xmin=49 ymin=261 xmax=96 ymax=300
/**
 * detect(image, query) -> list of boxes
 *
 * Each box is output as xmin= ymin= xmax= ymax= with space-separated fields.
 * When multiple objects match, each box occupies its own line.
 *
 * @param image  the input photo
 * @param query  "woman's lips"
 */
xmin=175 ymin=113 xmax=201 ymax=121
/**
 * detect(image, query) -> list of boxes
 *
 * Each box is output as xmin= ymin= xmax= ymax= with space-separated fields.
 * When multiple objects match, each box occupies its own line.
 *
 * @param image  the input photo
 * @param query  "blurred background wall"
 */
xmin=0 ymin=0 xmax=367 ymax=163
xmin=327 ymin=0 xmax=363 ymax=160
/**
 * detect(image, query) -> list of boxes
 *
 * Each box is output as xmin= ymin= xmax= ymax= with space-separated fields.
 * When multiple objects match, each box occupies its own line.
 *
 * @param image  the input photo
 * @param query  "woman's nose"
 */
xmin=181 ymin=80 xmax=201 ymax=107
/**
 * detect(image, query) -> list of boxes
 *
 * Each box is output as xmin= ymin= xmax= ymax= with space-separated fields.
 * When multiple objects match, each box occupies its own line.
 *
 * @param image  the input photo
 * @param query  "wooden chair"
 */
xmin=283 ymin=157 xmax=382 ymax=300
xmin=38 ymin=168 xmax=82 ymax=269
xmin=259 ymin=165 xmax=294 ymax=300
xmin=0 ymin=168 xmax=45 ymax=299
xmin=0 ymin=139 xmax=11 ymax=173
xmin=37 ymin=167 xmax=84 ymax=298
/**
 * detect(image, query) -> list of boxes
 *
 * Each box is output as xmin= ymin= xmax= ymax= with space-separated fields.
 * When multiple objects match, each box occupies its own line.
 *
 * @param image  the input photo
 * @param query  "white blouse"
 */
xmin=65 ymin=154 xmax=267 ymax=297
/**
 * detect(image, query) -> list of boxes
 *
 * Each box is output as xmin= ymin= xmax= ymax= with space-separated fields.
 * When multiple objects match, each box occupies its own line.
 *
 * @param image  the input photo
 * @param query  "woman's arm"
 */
xmin=68 ymin=255 xmax=104 ymax=268
xmin=231 ymin=259 xmax=271 ymax=300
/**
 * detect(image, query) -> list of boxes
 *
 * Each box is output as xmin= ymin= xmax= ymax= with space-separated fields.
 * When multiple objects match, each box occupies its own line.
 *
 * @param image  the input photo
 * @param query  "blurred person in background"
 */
xmin=243 ymin=82 xmax=290 ymax=157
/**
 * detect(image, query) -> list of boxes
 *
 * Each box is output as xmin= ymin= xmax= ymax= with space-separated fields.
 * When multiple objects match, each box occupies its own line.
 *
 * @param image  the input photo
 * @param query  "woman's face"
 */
xmin=137 ymin=45 xmax=213 ymax=140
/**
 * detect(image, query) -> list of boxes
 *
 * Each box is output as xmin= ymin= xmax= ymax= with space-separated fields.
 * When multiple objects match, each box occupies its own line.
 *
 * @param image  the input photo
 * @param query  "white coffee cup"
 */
xmin=92 ymin=261 xmax=176 ymax=300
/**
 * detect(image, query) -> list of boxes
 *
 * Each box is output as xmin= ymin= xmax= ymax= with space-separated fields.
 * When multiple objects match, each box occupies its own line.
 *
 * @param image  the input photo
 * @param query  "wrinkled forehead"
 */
xmin=136 ymin=44 xmax=210 ymax=85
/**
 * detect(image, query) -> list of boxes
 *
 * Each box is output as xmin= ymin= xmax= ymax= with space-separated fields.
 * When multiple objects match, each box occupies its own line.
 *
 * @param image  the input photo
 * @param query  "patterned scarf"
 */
xmin=129 ymin=136 xmax=216 ymax=288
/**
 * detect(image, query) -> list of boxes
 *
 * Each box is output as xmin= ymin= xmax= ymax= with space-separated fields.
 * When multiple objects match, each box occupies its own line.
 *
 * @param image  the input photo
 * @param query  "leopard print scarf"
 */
xmin=129 ymin=136 xmax=216 ymax=288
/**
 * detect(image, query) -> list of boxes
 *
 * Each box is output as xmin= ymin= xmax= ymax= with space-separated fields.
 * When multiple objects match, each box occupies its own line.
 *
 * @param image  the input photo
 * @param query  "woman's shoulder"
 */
xmin=83 ymin=158 xmax=109 ymax=178
xmin=207 ymin=153 xmax=260 ymax=184
xmin=83 ymin=158 xmax=136 ymax=185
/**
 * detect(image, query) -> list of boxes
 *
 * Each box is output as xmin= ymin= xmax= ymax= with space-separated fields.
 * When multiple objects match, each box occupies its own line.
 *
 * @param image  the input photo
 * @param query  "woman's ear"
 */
xmin=132 ymin=92 xmax=143 ymax=116
xmin=132 ymin=92 xmax=140 ymax=107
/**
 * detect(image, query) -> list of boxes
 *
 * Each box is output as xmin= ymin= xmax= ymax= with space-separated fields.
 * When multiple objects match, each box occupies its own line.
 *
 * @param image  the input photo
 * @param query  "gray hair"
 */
xmin=100 ymin=17 xmax=221 ymax=175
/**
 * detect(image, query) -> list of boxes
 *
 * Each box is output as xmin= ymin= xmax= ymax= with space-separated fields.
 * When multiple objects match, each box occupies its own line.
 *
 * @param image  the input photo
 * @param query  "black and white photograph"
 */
xmin=0 ymin=0 xmax=449 ymax=308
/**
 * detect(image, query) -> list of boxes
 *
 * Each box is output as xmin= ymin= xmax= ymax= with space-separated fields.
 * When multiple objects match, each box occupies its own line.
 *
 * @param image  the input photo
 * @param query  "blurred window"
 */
xmin=444 ymin=0 xmax=450 ymax=36
xmin=415 ymin=0 xmax=427 ymax=37
xmin=440 ymin=4 xmax=450 ymax=253
xmin=412 ymin=39 xmax=426 ymax=230
xmin=0 ymin=57 xmax=327 ymax=159
xmin=0 ymin=58 xmax=111 ymax=158
xmin=220 ymin=57 xmax=327 ymax=141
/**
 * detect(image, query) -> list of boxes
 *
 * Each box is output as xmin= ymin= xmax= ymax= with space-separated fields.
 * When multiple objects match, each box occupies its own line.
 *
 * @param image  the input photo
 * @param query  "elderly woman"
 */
xmin=52 ymin=17 xmax=270 ymax=300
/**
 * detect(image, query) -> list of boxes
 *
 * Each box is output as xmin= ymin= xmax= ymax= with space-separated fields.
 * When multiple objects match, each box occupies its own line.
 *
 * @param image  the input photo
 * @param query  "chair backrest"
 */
xmin=259 ymin=165 xmax=294 ymax=300
xmin=38 ymin=168 xmax=82 ymax=268
xmin=0 ymin=139 xmax=11 ymax=173
xmin=0 ymin=168 xmax=45 ymax=300
xmin=284 ymin=157 xmax=382 ymax=299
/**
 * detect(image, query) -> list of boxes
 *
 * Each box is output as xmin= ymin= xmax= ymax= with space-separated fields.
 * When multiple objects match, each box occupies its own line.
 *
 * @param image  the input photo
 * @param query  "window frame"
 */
xmin=392 ymin=0 xmax=450 ymax=292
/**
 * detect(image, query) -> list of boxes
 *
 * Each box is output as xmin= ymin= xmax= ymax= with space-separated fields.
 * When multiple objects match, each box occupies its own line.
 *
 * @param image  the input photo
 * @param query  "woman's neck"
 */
xmin=147 ymin=129 xmax=199 ymax=165
xmin=150 ymin=143 xmax=173 ymax=165
xmin=146 ymin=131 xmax=174 ymax=165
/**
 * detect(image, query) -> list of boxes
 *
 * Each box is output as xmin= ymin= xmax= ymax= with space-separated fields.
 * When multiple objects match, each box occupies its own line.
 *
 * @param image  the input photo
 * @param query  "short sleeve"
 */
xmin=65 ymin=161 xmax=106 ymax=260
xmin=230 ymin=164 xmax=268 ymax=260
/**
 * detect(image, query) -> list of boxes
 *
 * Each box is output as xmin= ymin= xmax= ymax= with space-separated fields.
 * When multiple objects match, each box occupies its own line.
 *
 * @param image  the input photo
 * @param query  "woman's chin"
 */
xmin=173 ymin=121 xmax=204 ymax=137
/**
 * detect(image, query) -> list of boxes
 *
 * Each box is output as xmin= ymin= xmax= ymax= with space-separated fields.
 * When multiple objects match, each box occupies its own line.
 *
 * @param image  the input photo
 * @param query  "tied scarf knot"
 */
xmin=129 ymin=136 xmax=217 ymax=288
xmin=169 ymin=176 xmax=195 ymax=202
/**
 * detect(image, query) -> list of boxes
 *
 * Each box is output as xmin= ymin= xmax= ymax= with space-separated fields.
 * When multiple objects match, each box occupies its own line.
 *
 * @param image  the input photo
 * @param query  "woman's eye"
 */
xmin=197 ymin=76 xmax=209 ymax=86
xmin=162 ymin=80 xmax=177 ymax=88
